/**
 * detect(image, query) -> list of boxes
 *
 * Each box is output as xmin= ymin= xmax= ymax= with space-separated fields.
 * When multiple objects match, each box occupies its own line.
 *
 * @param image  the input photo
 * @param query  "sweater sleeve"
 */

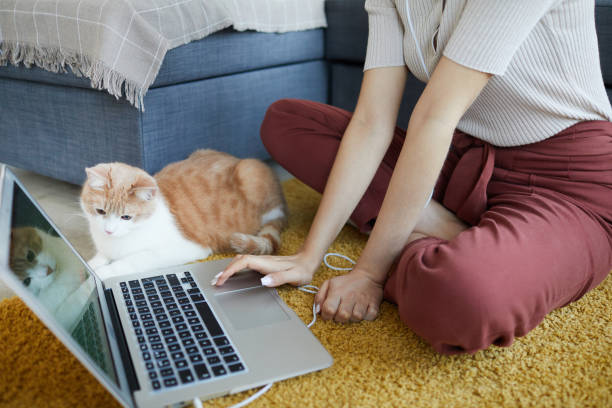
xmin=363 ymin=0 xmax=406 ymax=71
xmin=443 ymin=0 xmax=558 ymax=75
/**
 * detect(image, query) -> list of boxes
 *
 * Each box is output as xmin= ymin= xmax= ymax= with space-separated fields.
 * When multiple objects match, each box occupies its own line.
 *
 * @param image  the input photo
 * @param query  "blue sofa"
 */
xmin=1 ymin=1 xmax=611 ymax=185
xmin=0 ymin=29 xmax=326 ymax=185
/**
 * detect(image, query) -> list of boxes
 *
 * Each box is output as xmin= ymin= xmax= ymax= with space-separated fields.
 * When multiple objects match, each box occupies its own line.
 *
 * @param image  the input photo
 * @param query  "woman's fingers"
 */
xmin=215 ymin=254 xmax=284 ymax=286
xmin=314 ymin=279 xmax=330 ymax=312
xmin=350 ymin=302 xmax=368 ymax=322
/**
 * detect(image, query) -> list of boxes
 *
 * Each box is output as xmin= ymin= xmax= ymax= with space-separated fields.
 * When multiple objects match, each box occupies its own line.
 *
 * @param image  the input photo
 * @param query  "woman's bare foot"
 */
xmin=412 ymin=200 xmax=468 ymax=241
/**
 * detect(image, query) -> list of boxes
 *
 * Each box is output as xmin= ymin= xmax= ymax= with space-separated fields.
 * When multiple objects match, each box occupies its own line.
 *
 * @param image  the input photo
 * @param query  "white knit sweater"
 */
xmin=364 ymin=0 xmax=612 ymax=146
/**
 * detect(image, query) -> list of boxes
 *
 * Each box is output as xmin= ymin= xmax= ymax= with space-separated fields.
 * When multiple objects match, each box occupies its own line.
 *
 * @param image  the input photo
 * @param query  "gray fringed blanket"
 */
xmin=0 ymin=0 xmax=326 ymax=109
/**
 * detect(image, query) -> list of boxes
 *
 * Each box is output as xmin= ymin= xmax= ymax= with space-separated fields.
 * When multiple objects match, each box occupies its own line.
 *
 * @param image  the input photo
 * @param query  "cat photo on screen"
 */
xmin=80 ymin=149 xmax=287 ymax=280
xmin=9 ymin=226 xmax=95 ymax=330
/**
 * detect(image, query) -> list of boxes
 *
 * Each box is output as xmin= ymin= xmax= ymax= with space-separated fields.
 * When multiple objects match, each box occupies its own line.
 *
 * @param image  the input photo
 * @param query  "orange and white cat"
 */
xmin=80 ymin=149 xmax=287 ymax=279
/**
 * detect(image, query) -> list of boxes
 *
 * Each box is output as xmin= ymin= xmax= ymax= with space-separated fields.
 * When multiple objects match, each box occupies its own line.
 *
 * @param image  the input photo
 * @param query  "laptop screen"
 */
xmin=8 ymin=182 xmax=118 ymax=386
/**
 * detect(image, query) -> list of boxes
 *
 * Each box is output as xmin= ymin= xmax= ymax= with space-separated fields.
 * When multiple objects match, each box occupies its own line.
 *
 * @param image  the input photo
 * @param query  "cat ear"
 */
xmin=85 ymin=165 xmax=110 ymax=190
xmin=131 ymin=174 xmax=158 ymax=201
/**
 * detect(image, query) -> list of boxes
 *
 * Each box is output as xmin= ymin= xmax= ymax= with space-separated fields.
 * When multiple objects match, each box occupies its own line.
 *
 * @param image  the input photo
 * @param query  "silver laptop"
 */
xmin=0 ymin=165 xmax=332 ymax=408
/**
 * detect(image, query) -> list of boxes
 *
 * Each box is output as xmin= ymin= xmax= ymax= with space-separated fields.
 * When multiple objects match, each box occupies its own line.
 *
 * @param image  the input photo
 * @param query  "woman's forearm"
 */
xmin=355 ymin=116 xmax=454 ymax=283
xmin=300 ymin=67 xmax=408 ymax=267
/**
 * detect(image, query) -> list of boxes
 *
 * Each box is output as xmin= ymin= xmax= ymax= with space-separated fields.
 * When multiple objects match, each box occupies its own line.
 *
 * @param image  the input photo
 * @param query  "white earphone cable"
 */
xmin=405 ymin=0 xmax=430 ymax=79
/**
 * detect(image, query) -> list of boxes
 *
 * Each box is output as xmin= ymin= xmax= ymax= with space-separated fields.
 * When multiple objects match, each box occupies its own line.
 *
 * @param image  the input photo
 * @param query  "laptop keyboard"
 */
xmin=120 ymin=271 xmax=246 ymax=391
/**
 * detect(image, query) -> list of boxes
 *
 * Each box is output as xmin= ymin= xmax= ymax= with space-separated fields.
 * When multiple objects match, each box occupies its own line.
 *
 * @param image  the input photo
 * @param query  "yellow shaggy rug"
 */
xmin=1 ymin=178 xmax=611 ymax=408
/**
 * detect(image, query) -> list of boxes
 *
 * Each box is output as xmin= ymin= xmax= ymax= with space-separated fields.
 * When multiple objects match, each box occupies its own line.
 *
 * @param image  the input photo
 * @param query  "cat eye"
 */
xmin=26 ymin=250 xmax=35 ymax=263
xmin=23 ymin=277 xmax=31 ymax=287
xmin=121 ymin=215 xmax=132 ymax=221
xmin=96 ymin=208 xmax=106 ymax=215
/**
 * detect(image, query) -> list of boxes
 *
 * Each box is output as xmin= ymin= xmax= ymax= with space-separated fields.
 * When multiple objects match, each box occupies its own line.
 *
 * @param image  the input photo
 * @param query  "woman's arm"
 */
xmin=315 ymin=56 xmax=492 ymax=322
xmin=215 ymin=66 xmax=408 ymax=286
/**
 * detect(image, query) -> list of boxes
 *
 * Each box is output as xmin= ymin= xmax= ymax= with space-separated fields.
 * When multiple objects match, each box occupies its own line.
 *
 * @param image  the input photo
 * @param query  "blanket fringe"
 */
xmin=0 ymin=41 xmax=145 ymax=110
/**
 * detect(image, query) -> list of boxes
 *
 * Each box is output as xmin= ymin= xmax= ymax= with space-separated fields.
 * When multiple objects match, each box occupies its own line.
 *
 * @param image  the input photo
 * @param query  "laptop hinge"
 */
xmin=104 ymin=288 xmax=140 ymax=394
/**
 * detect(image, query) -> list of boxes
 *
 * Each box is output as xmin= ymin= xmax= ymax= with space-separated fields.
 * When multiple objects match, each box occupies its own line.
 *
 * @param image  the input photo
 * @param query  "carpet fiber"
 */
xmin=1 ymin=178 xmax=611 ymax=408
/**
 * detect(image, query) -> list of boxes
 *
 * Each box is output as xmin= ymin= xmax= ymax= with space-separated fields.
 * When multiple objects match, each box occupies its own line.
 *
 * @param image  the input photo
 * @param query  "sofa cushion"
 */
xmin=325 ymin=0 xmax=368 ymax=63
xmin=0 ymin=28 xmax=324 ymax=91
xmin=596 ymin=0 xmax=612 ymax=86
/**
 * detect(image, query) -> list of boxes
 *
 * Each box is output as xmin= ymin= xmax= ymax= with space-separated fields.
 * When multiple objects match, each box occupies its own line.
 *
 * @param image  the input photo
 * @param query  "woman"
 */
xmin=216 ymin=0 xmax=612 ymax=354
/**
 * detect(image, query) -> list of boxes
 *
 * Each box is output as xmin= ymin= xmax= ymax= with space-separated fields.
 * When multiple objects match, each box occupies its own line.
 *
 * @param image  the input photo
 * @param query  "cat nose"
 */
xmin=46 ymin=266 xmax=53 ymax=276
xmin=105 ymin=229 xmax=113 ymax=235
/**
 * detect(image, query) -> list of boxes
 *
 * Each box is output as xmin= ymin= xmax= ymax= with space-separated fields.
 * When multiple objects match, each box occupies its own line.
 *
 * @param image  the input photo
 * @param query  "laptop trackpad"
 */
xmin=216 ymin=287 xmax=290 ymax=330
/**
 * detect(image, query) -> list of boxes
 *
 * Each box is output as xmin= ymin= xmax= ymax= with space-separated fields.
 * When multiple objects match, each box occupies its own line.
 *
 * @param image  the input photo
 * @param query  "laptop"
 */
xmin=0 ymin=165 xmax=332 ymax=408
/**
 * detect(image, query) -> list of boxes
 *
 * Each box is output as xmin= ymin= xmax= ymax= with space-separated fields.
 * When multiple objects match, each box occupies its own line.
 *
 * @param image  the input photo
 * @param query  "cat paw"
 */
xmin=88 ymin=253 xmax=110 ymax=270
xmin=94 ymin=261 xmax=134 ymax=280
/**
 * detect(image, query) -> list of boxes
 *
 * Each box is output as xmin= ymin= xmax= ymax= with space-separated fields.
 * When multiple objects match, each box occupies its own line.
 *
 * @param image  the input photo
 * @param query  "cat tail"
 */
xmin=230 ymin=212 xmax=287 ymax=255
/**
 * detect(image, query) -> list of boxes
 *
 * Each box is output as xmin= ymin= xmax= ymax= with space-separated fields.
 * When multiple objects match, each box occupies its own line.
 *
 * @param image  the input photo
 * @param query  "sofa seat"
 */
xmin=0 ymin=29 xmax=326 ymax=184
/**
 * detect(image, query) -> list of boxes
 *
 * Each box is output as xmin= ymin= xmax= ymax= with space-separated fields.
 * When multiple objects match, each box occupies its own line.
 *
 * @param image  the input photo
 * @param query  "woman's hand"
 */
xmin=314 ymin=268 xmax=384 ymax=323
xmin=213 ymin=252 xmax=318 ymax=287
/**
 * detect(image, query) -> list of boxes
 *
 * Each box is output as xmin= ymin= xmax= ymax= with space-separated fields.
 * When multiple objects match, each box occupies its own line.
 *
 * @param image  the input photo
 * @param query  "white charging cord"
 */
xmin=405 ymin=0 xmax=430 ymax=79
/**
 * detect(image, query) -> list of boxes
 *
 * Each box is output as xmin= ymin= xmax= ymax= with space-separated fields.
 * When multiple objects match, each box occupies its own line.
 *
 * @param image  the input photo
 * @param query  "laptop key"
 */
xmin=151 ymin=343 xmax=164 ymax=351
xmin=228 ymin=363 xmax=245 ymax=373
xmin=138 ymin=336 xmax=146 ymax=344
xmin=160 ymin=291 xmax=172 ymax=298
xmin=153 ymin=308 xmax=164 ymax=315
xmin=134 ymin=294 xmax=145 ymax=301
xmin=187 ymin=288 xmax=200 ymax=295
xmin=191 ymin=325 xmax=204 ymax=332
xmin=176 ymin=323 xmax=188 ymax=331
xmin=172 ymin=316 xmax=184 ymax=323
xmin=181 ymin=277 xmax=189 ymax=283
xmin=178 ymin=298 xmax=190 ymax=305
xmin=127 ymin=306 xmax=135 ymax=313
xmin=162 ymin=328 xmax=174 ymax=336
xmin=130 ymin=313 xmax=138 ymax=321
xmin=149 ymin=335 xmax=161 ymax=343
xmin=148 ymin=295 xmax=160 ymax=302
xmin=143 ymin=282 xmax=154 ymax=289
xmin=195 ymin=332 xmax=208 ymax=340
xmin=175 ymin=360 xmax=188 ymax=369
xmin=164 ymin=336 xmax=177 ymax=344
xmin=146 ymin=288 xmax=157 ymax=295
xmin=129 ymin=280 xmax=140 ymax=288
xmin=132 ymin=288 xmax=143 ymax=294
xmin=211 ymin=365 xmax=227 ymax=377
xmin=146 ymin=362 xmax=154 ymax=370
xmin=154 ymin=351 xmax=167 ymax=359
xmin=190 ymin=294 xmax=205 ymax=303
xmin=224 ymin=354 xmax=239 ymax=364
xmin=139 ymin=306 xmax=150 ymax=314
xmin=181 ymin=304 xmax=194 ymax=311
xmin=140 ymin=344 xmax=148 ymax=352
xmin=120 ymin=282 xmax=127 ymax=287
xmin=175 ymin=291 xmax=187 ymax=298
xmin=178 ymin=331 xmax=191 ymax=339
xmin=143 ymin=352 xmax=151 ymax=361
xmin=169 ymin=310 xmax=181 ymax=317
xmin=160 ymin=368 xmax=174 ymax=377
xmin=168 ymin=344 xmax=181 ymax=352
xmin=163 ymin=378 xmax=178 ymax=387
xmin=157 ymin=359 xmax=171 ymax=368
xmin=185 ymin=311 xmax=197 ymax=318
xmin=178 ymin=369 xmax=195 ymax=384
xmin=199 ymin=339 xmax=212 ymax=348
xmin=219 ymin=346 xmax=234 ymax=355
xmin=202 ymin=347 xmax=216 ymax=356
xmin=185 ymin=346 xmax=198 ymax=354
xmin=123 ymin=294 xmax=131 ymax=300
xmin=132 ymin=321 xmax=140 ymax=328
xmin=143 ymin=321 xmax=155 ymax=328
xmin=150 ymin=301 xmax=162 ymax=308
xmin=189 ymin=354 xmax=203 ymax=363
xmin=167 ymin=303 xmax=178 ymax=310
xmin=158 ymin=285 xmax=169 ymax=291
xmin=182 ymin=338 xmax=195 ymax=346
xmin=193 ymin=364 xmax=211 ymax=380
xmin=146 ymin=327 xmax=158 ymax=335
xmin=187 ymin=318 xmax=200 ymax=325
xmin=207 ymin=356 xmax=220 ymax=365
xmin=149 ymin=371 xmax=157 ymax=380
xmin=214 ymin=337 xmax=230 ymax=347
xmin=194 ymin=302 xmax=224 ymax=337
xmin=167 ymin=274 xmax=180 ymax=286
xmin=152 ymin=380 xmax=161 ymax=390
xmin=156 ymin=314 xmax=168 ymax=321
xmin=190 ymin=282 xmax=198 ymax=288
xmin=136 ymin=300 xmax=147 ymax=307
xmin=171 ymin=352 xmax=185 ymax=360
xmin=159 ymin=321 xmax=171 ymax=328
